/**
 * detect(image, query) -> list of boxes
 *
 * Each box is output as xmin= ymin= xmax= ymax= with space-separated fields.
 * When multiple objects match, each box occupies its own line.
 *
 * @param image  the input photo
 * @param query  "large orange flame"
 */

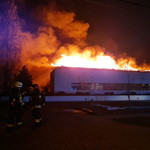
xmin=51 ymin=51 xmax=150 ymax=71
xmin=52 ymin=54 xmax=119 ymax=69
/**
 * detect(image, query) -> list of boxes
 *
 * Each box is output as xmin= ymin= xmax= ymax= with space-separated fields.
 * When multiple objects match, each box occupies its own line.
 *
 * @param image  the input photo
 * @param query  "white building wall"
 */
xmin=1 ymin=95 xmax=150 ymax=102
xmin=21 ymin=95 xmax=150 ymax=102
xmin=52 ymin=67 xmax=150 ymax=94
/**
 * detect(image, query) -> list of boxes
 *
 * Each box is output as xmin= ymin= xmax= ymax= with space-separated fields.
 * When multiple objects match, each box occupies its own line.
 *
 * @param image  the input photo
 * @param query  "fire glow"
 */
xmin=52 ymin=54 xmax=118 ymax=69
xmin=51 ymin=54 xmax=138 ymax=70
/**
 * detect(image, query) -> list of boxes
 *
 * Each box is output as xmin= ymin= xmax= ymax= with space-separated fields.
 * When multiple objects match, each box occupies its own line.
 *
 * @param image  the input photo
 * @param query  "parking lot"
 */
xmin=1 ymin=101 xmax=150 ymax=150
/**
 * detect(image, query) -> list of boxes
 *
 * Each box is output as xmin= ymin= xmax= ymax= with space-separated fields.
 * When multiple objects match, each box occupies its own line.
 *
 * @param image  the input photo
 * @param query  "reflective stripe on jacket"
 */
xmin=31 ymin=105 xmax=41 ymax=110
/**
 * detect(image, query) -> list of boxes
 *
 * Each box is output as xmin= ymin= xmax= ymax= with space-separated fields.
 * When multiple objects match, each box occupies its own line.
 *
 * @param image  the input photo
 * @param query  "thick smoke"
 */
xmin=21 ymin=2 xmax=91 ymax=86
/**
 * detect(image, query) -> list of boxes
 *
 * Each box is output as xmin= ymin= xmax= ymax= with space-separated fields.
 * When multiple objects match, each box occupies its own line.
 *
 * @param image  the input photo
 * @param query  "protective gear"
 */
xmin=14 ymin=81 xmax=23 ymax=88
xmin=41 ymin=91 xmax=45 ymax=106
xmin=33 ymin=84 xmax=39 ymax=89
xmin=29 ymin=87 xmax=42 ymax=127
xmin=7 ymin=88 xmax=23 ymax=132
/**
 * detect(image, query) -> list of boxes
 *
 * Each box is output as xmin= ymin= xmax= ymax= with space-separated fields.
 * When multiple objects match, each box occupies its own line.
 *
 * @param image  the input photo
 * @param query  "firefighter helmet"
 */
xmin=33 ymin=84 xmax=39 ymax=89
xmin=14 ymin=81 xmax=23 ymax=88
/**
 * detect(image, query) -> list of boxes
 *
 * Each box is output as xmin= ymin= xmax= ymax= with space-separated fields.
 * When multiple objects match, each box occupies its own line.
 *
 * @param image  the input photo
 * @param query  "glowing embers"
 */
xmin=51 ymin=54 xmax=119 ymax=69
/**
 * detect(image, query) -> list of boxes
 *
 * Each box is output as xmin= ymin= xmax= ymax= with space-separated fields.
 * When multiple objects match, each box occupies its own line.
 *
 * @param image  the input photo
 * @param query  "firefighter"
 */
xmin=29 ymin=84 xmax=42 ymax=127
xmin=41 ymin=90 xmax=45 ymax=106
xmin=7 ymin=81 xmax=24 ymax=132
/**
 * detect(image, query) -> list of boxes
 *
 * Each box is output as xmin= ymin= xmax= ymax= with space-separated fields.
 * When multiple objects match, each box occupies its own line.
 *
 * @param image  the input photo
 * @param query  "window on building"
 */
xmin=71 ymin=83 xmax=82 ymax=91
xmin=141 ymin=84 xmax=149 ymax=90
xmin=71 ymin=83 xmax=150 ymax=91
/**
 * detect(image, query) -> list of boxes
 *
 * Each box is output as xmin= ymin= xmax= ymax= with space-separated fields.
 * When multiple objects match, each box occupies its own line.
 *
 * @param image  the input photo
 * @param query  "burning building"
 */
xmin=50 ymin=67 xmax=150 ymax=95
xmin=19 ymin=2 xmax=150 ymax=87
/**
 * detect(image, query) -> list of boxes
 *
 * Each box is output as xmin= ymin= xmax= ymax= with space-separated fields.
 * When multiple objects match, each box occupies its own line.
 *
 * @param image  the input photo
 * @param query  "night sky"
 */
xmin=20 ymin=0 xmax=150 ymax=65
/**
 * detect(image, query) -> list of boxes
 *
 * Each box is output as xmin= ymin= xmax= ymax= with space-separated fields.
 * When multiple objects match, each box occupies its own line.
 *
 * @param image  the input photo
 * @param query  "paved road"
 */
xmin=1 ymin=102 xmax=150 ymax=150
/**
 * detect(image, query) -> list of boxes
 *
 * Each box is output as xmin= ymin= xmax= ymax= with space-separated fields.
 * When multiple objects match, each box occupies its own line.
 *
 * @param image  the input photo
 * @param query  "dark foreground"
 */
xmin=1 ymin=101 xmax=150 ymax=150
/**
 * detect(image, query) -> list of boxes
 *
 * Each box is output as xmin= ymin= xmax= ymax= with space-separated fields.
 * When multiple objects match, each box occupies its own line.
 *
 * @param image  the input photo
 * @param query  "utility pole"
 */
xmin=141 ymin=77 xmax=144 ymax=95
xmin=127 ymin=71 xmax=130 ymax=108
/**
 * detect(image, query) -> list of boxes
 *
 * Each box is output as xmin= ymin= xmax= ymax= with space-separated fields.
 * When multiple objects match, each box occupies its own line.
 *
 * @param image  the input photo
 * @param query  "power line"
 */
xmin=85 ymin=0 xmax=118 ymax=8
xmin=119 ymin=0 xmax=150 ymax=9
xmin=85 ymin=0 xmax=150 ymax=15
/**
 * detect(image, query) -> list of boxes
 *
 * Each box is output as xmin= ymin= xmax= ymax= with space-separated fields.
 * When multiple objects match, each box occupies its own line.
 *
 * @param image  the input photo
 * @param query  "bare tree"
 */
xmin=0 ymin=0 xmax=24 ymax=94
